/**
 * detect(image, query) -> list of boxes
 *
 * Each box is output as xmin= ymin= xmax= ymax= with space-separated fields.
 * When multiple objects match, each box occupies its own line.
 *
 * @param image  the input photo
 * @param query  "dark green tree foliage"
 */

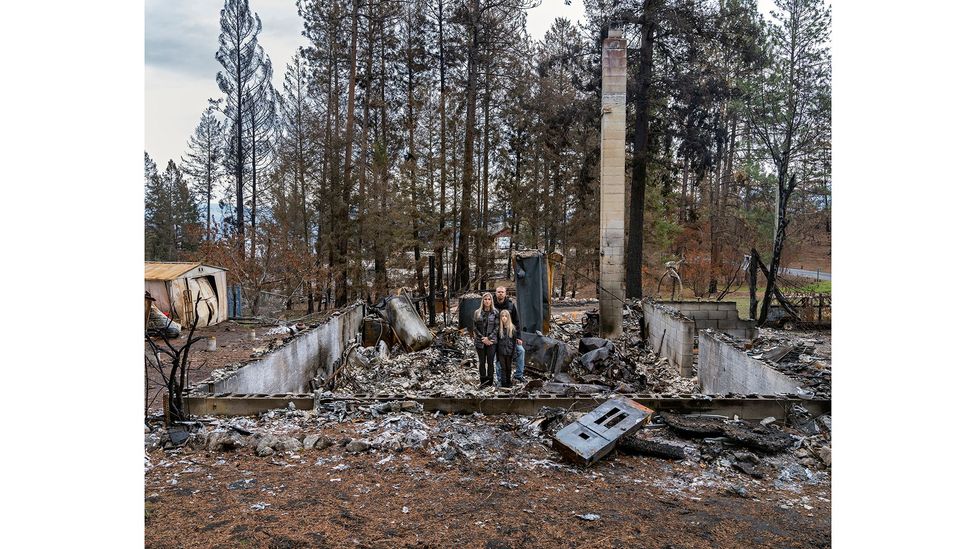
xmin=168 ymin=161 xmax=202 ymax=253
xmin=145 ymin=153 xmax=172 ymax=260
xmin=182 ymin=101 xmax=224 ymax=241
xmin=746 ymin=0 xmax=830 ymax=323
xmin=153 ymin=0 xmax=829 ymax=314
xmin=145 ymin=154 xmax=200 ymax=260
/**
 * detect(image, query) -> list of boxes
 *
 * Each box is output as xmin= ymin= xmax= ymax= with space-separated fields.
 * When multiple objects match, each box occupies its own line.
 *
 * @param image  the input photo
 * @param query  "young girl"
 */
xmin=472 ymin=292 xmax=498 ymax=388
xmin=496 ymin=309 xmax=517 ymax=387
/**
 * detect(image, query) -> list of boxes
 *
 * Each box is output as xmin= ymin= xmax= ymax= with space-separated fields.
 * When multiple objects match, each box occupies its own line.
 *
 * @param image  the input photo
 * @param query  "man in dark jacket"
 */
xmin=493 ymin=286 xmax=526 ymax=382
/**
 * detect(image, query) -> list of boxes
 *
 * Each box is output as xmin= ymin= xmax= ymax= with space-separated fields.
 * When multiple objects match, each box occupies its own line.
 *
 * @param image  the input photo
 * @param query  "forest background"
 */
xmin=144 ymin=0 xmax=831 ymax=321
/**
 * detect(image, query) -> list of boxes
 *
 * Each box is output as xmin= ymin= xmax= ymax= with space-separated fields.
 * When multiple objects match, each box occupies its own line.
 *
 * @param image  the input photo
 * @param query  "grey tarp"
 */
xmin=515 ymin=252 xmax=550 ymax=335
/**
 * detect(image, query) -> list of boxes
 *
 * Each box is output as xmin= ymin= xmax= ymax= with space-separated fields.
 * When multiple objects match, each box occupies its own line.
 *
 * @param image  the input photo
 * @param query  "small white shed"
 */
xmin=144 ymin=262 xmax=229 ymax=327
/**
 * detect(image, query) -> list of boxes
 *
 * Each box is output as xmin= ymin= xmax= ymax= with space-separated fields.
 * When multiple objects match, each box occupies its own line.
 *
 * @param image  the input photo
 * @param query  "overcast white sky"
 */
xmin=145 ymin=0 xmax=775 ymax=166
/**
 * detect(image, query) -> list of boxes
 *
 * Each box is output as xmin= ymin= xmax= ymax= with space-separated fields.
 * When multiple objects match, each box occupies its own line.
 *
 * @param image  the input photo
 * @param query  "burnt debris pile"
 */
xmin=746 ymin=330 xmax=832 ymax=398
xmin=331 ymin=300 xmax=697 ymax=398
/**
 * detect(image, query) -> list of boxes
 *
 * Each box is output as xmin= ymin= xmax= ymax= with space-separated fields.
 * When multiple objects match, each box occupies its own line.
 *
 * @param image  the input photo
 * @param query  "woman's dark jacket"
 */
xmin=473 ymin=309 xmax=499 ymax=349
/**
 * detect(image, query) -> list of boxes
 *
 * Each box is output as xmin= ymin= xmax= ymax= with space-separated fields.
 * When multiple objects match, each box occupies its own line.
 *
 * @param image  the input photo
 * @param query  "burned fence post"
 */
xmin=748 ymin=251 xmax=759 ymax=320
xmin=427 ymin=255 xmax=436 ymax=327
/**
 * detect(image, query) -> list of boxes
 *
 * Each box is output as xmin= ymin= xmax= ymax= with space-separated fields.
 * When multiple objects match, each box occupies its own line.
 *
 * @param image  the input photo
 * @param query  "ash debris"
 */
xmin=146 ymin=398 xmax=830 ymax=500
xmin=330 ymin=300 xmax=696 ymax=398
xmin=747 ymin=328 xmax=832 ymax=398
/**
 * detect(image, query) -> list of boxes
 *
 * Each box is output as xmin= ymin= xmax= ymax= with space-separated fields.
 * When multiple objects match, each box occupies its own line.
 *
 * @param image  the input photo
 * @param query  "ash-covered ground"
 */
xmin=145 ymin=400 xmax=831 ymax=548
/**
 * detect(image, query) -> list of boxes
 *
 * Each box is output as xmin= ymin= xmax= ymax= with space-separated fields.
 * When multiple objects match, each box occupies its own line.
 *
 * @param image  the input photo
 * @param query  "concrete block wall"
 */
xmin=659 ymin=301 xmax=757 ymax=341
xmin=698 ymin=330 xmax=802 ymax=395
xmin=598 ymin=29 xmax=627 ymax=338
xmin=641 ymin=301 xmax=696 ymax=377
xmin=208 ymin=303 xmax=365 ymax=394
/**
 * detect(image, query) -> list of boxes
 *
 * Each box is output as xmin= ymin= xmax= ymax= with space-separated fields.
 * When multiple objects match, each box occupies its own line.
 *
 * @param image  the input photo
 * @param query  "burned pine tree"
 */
xmin=182 ymin=101 xmax=225 ymax=242
xmin=746 ymin=0 xmax=831 ymax=324
xmin=216 ymin=0 xmax=267 ymax=247
xmin=243 ymin=50 xmax=278 ymax=262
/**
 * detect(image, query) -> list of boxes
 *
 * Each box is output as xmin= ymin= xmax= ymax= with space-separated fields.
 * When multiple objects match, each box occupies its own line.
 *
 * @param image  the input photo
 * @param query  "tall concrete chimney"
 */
xmin=599 ymin=28 xmax=626 ymax=338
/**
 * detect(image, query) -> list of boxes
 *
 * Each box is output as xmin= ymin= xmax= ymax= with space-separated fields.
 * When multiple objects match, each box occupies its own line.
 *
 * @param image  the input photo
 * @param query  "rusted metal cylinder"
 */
xmin=382 ymin=294 xmax=433 ymax=351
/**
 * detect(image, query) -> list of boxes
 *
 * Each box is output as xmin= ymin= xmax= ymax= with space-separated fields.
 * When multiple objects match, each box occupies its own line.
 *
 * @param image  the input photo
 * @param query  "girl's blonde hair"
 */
xmin=499 ymin=309 xmax=515 ymax=338
xmin=474 ymin=292 xmax=496 ymax=321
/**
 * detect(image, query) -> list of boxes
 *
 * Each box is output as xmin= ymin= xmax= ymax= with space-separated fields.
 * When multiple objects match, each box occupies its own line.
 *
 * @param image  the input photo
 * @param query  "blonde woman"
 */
xmin=472 ymin=293 xmax=499 ymax=388
xmin=496 ymin=309 xmax=517 ymax=387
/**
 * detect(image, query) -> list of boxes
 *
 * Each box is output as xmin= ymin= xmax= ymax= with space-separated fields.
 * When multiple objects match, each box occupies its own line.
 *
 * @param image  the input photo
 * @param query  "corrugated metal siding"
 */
xmin=145 ymin=262 xmax=229 ymax=325
xmin=145 ymin=262 xmax=227 ymax=281
xmin=144 ymin=262 xmax=199 ymax=281
xmin=144 ymin=280 xmax=173 ymax=316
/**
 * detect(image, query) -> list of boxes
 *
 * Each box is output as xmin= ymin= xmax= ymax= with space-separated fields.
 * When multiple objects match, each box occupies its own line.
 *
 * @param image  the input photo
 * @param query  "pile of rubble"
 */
xmin=330 ymin=328 xmax=497 ymax=397
xmin=330 ymin=301 xmax=696 ymax=398
xmin=145 ymin=399 xmax=830 ymax=498
xmin=327 ymin=311 xmax=697 ymax=398
xmin=746 ymin=329 xmax=832 ymax=397
xmin=537 ymin=301 xmax=697 ymax=395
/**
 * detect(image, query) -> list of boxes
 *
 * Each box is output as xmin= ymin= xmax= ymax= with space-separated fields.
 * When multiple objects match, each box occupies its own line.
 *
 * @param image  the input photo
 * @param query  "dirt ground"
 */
xmin=145 ymin=421 xmax=830 ymax=549
xmin=145 ymin=300 xmax=830 ymax=548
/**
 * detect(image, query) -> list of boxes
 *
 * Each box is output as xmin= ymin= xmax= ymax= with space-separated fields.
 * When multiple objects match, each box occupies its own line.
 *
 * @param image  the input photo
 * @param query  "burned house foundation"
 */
xmin=698 ymin=330 xmax=806 ymax=395
xmin=640 ymin=298 xmax=828 ymax=399
xmin=184 ymin=298 xmax=828 ymax=421
xmin=641 ymin=301 xmax=697 ymax=377
xmin=201 ymin=303 xmax=365 ymax=395
xmin=658 ymin=300 xmax=758 ymax=340
xmin=169 ymin=237 xmax=828 ymax=480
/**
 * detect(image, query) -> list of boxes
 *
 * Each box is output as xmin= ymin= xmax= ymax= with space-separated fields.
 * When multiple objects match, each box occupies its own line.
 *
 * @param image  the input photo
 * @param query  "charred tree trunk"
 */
xmin=407 ymin=12 xmax=424 ymax=296
xmin=480 ymin=61 xmax=492 ymax=289
xmin=627 ymin=4 xmax=655 ymax=299
xmin=455 ymin=0 xmax=479 ymax=292
xmin=748 ymin=250 xmax=758 ymax=320
xmin=436 ymin=0 xmax=448 ymax=292
xmin=708 ymin=118 xmax=725 ymax=296
xmin=757 ymin=167 xmax=798 ymax=325
xmin=337 ymin=0 xmax=360 ymax=307
xmin=376 ymin=14 xmax=391 ymax=299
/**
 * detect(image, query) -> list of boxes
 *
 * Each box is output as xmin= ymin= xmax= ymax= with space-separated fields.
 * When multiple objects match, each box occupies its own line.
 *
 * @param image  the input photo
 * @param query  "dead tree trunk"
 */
xmin=626 ymin=4 xmax=655 ymax=299
xmin=337 ymin=0 xmax=360 ymax=307
xmin=748 ymin=250 xmax=759 ymax=320
xmin=436 ymin=0 xmax=448 ymax=292
xmin=752 ymin=246 xmax=799 ymax=322
xmin=455 ymin=0 xmax=479 ymax=293
xmin=758 ymin=168 xmax=799 ymax=324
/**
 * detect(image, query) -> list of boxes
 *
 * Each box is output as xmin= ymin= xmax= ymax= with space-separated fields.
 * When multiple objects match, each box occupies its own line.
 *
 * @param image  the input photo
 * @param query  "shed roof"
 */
xmin=144 ymin=262 xmax=226 ymax=281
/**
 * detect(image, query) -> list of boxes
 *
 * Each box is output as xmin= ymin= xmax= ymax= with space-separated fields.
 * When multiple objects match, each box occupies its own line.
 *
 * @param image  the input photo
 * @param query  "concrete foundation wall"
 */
xmin=698 ymin=330 xmax=801 ymax=395
xmin=660 ymin=301 xmax=757 ymax=340
xmin=642 ymin=301 xmax=696 ymax=377
xmin=210 ymin=303 xmax=364 ymax=394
